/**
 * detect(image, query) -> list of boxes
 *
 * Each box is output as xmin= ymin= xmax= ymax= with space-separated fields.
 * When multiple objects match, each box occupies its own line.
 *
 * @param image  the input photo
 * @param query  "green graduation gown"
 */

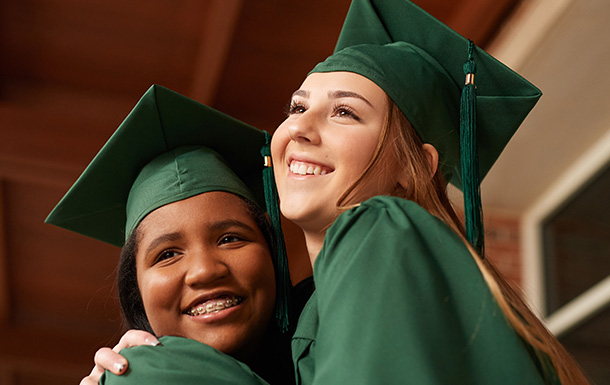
xmin=100 ymin=336 xmax=271 ymax=385
xmin=292 ymin=196 xmax=559 ymax=385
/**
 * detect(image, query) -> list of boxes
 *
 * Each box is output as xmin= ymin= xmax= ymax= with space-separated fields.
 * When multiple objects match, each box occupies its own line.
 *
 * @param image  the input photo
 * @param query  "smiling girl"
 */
xmin=271 ymin=0 xmax=590 ymax=384
xmin=47 ymin=85 xmax=294 ymax=385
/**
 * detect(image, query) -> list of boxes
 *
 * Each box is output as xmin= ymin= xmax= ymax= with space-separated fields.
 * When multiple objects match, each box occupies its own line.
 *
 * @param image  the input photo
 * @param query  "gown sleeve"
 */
xmin=100 ymin=336 xmax=271 ymax=385
xmin=311 ymin=196 xmax=545 ymax=384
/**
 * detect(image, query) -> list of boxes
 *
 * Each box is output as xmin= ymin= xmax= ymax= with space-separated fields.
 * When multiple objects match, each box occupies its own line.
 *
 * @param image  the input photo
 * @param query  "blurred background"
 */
xmin=0 ymin=0 xmax=608 ymax=383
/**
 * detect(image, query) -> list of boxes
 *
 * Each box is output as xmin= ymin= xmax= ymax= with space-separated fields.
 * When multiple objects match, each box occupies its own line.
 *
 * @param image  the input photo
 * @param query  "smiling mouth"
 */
xmin=186 ymin=296 xmax=243 ymax=316
xmin=289 ymin=160 xmax=333 ymax=176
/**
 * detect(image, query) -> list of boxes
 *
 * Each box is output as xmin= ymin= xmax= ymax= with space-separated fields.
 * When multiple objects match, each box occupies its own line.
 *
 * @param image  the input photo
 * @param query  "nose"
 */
xmin=287 ymin=111 xmax=321 ymax=145
xmin=183 ymin=250 xmax=230 ymax=288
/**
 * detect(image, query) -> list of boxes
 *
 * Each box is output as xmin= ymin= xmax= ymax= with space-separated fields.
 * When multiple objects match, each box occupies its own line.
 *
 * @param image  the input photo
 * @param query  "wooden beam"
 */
xmin=448 ymin=0 xmax=521 ymax=47
xmin=189 ymin=0 xmax=244 ymax=105
xmin=0 ymin=179 xmax=9 ymax=324
xmin=0 ymin=155 xmax=80 ymax=188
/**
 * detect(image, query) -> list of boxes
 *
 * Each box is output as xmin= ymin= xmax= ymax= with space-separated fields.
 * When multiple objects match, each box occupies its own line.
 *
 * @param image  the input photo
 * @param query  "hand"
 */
xmin=79 ymin=330 xmax=160 ymax=385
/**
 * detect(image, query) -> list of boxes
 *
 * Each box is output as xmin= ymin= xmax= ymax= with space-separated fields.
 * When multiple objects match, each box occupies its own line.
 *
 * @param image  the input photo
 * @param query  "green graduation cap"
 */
xmin=46 ymin=85 xmax=266 ymax=246
xmin=46 ymin=84 xmax=290 ymax=330
xmin=310 ymin=0 xmax=542 ymax=254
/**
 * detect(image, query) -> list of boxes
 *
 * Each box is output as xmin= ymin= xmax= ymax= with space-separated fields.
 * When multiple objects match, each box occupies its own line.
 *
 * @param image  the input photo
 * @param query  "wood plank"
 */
xmin=0 ymin=180 xmax=8 ymax=324
xmin=189 ymin=0 xmax=244 ymax=104
xmin=448 ymin=0 xmax=522 ymax=46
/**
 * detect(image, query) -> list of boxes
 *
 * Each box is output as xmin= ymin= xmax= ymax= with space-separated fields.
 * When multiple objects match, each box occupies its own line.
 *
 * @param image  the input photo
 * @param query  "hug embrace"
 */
xmin=48 ymin=0 xmax=590 ymax=384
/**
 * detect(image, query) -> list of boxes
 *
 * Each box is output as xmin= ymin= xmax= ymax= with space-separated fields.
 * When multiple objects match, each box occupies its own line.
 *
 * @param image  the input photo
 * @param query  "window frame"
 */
xmin=522 ymin=130 xmax=610 ymax=336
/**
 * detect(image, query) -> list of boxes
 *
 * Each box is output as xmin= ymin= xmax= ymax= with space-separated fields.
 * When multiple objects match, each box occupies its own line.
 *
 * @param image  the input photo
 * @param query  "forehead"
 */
xmin=300 ymin=72 xmax=386 ymax=102
xmin=137 ymin=192 xmax=253 ymax=238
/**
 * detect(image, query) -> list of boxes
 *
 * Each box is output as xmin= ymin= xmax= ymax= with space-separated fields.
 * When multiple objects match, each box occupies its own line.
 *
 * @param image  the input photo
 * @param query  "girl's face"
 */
xmin=271 ymin=72 xmax=396 ymax=235
xmin=135 ymin=192 xmax=276 ymax=361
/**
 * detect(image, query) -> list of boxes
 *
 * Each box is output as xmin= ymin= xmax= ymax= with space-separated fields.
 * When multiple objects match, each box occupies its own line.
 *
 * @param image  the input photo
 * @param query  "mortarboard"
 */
xmin=310 ymin=0 xmax=542 ymax=253
xmin=46 ymin=84 xmax=290 ymax=330
xmin=46 ymin=85 xmax=265 ymax=246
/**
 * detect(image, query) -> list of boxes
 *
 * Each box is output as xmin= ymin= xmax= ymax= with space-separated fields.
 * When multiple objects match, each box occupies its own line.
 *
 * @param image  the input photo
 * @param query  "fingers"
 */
xmin=94 ymin=347 xmax=128 ymax=375
xmin=79 ymin=361 xmax=112 ymax=385
xmin=80 ymin=330 xmax=160 ymax=384
xmin=113 ymin=329 xmax=160 ymax=352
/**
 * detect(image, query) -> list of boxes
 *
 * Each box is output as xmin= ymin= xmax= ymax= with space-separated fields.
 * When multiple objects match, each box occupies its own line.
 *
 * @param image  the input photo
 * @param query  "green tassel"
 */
xmin=460 ymin=40 xmax=485 ymax=256
xmin=260 ymin=131 xmax=291 ymax=332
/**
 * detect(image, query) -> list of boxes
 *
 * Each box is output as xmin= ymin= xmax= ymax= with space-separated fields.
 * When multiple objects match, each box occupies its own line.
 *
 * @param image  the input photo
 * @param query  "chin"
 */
xmin=279 ymin=201 xmax=305 ymax=222
xmin=194 ymin=331 xmax=248 ymax=355
xmin=280 ymin=206 xmax=313 ymax=227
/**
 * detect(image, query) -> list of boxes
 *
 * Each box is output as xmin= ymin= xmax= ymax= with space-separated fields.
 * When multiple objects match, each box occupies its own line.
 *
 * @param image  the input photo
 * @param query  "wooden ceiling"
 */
xmin=0 ymin=0 xmax=520 ymax=383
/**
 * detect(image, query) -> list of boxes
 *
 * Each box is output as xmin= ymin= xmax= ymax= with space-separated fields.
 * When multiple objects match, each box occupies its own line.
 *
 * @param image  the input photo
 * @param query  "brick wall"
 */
xmin=484 ymin=211 xmax=523 ymax=286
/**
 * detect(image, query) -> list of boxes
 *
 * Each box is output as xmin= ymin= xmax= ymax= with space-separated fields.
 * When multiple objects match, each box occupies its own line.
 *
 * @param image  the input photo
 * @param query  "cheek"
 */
xmin=238 ymin=250 xmax=276 ymax=304
xmin=270 ymin=124 xmax=289 ymax=161
xmin=137 ymin=270 xmax=177 ymax=324
xmin=338 ymin=132 xmax=379 ymax=172
xmin=360 ymin=127 xmax=383 ymax=156
xmin=271 ymin=127 xmax=290 ymax=198
xmin=335 ymin=128 xmax=389 ymax=198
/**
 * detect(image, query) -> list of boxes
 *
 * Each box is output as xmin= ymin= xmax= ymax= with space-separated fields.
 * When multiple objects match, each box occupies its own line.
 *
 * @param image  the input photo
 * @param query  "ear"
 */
xmin=422 ymin=143 xmax=439 ymax=177
xmin=396 ymin=143 xmax=439 ymax=190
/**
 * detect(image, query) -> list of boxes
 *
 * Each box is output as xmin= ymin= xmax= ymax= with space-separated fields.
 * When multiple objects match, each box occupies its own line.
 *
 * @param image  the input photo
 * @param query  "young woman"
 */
xmin=47 ymin=85 xmax=296 ymax=385
xmin=269 ymin=0 xmax=590 ymax=384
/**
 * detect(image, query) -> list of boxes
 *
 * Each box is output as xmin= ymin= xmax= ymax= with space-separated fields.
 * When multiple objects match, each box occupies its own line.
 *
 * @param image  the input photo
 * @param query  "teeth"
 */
xmin=290 ymin=161 xmax=330 ymax=176
xmin=187 ymin=296 xmax=242 ymax=316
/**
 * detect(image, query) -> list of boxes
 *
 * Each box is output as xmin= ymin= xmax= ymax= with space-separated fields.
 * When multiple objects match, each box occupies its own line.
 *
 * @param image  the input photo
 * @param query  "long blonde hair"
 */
xmin=338 ymin=97 xmax=590 ymax=385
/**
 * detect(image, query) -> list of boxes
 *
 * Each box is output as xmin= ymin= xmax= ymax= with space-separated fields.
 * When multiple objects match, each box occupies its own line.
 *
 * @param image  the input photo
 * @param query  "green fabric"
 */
xmin=100 ymin=336 xmax=270 ymax=385
xmin=310 ymin=0 xmax=542 ymax=189
xmin=45 ymin=85 xmax=265 ymax=247
xmin=126 ymin=146 xmax=256 ymax=241
xmin=261 ymin=131 xmax=291 ymax=332
xmin=292 ymin=196 xmax=559 ymax=384
xmin=460 ymin=40 xmax=484 ymax=253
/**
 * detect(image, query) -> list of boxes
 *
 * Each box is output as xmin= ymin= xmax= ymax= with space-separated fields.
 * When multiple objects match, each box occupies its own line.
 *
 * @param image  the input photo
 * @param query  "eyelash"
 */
xmin=285 ymin=100 xmax=361 ymax=122
xmin=285 ymin=100 xmax=306 ymax=116
xmin=218 ymin=233 xmax=248 ymax=246
xmin=332 ymin=104 xmax=361 ymax=121
xmin=154 ymin=249 xmax=180 ymax=264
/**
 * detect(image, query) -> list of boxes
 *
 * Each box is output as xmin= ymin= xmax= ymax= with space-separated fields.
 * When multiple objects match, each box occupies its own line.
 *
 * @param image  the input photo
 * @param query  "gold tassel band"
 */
xmin=465 ymin=73 xmax=475 ymax=85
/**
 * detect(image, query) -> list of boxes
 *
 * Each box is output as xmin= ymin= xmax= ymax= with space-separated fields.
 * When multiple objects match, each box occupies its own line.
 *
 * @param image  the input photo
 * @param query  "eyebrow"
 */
xmin=142 ymin=219 xmax=257 ymax=257
xmin=328 ymin=90 xmax=373 ymax=107
xmin=291 ymin=89 xmax=373 ymax=107
xmin=292 ymin=89 xmax=309 ymax=98
xmin=143 ymin=232 xmax=182 ymax=258
xmin=208 ymin=219 xmax=257 ymax=234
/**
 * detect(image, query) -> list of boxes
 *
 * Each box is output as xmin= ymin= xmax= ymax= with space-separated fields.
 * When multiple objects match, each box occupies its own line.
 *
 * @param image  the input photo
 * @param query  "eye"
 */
xmin=332 ymin=104 xmax=361 ymax=121
xmin=285 ymin=100 xmax=307 ymax=116
xmin=218 ymin=234 xmax=246 ymax=246
xmin=154 ymin=249 xmax=181 ymax=264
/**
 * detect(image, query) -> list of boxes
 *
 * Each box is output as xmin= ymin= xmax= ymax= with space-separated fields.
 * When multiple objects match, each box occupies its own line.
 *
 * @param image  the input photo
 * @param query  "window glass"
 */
xmin=559 ymin=306 xmax=610 ymax=384
xmin=542 ymin=163 xmax=610 ymax=314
